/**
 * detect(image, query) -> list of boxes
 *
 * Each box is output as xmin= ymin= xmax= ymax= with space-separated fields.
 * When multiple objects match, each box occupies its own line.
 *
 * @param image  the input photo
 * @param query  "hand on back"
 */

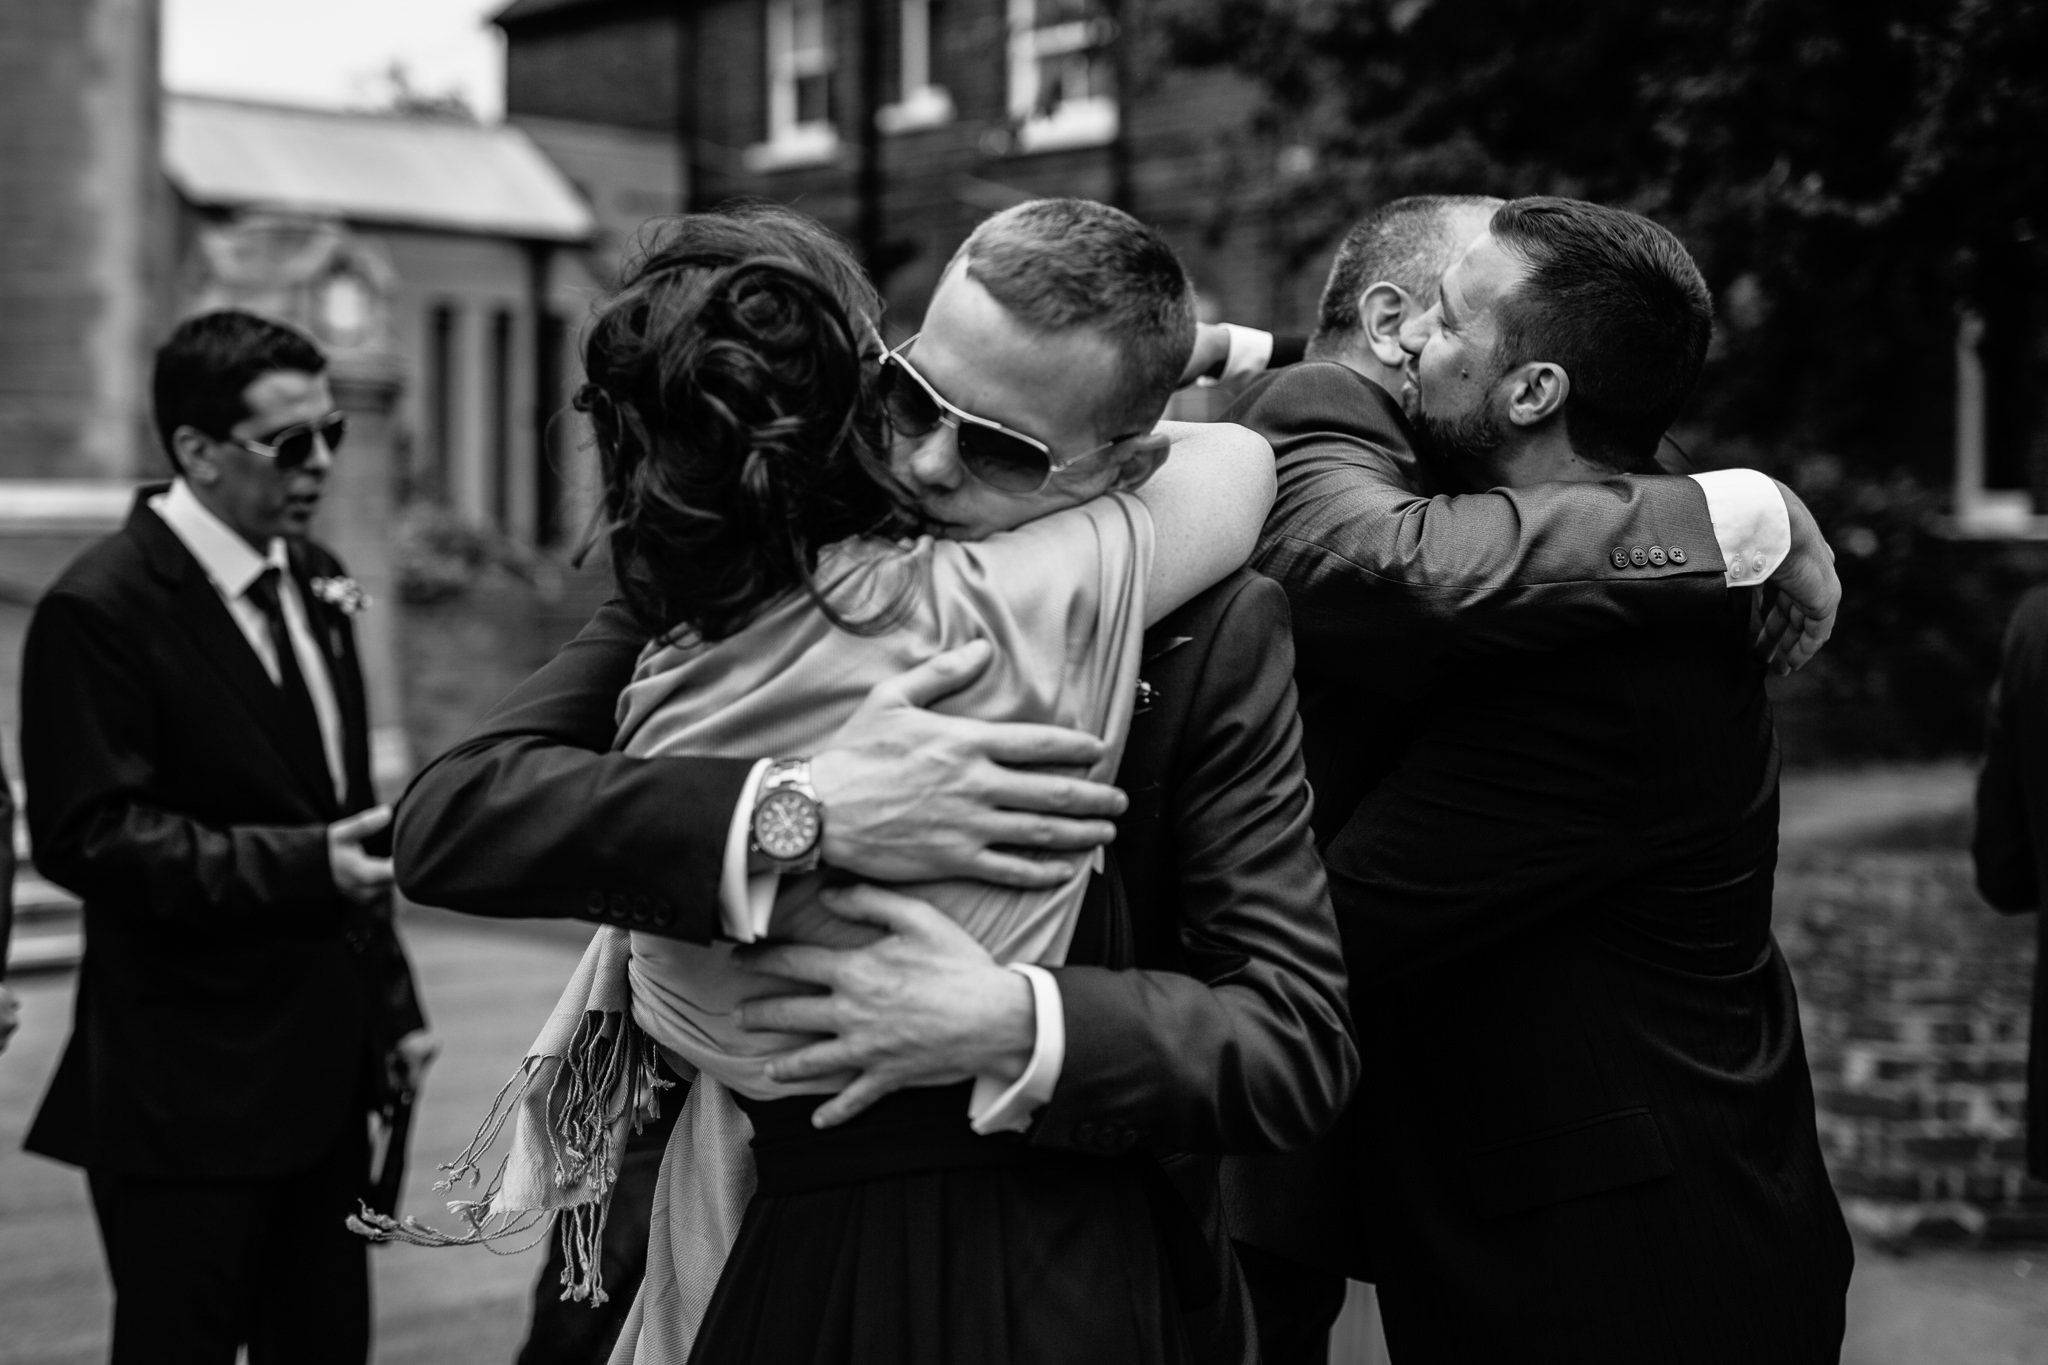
xmin=811 ymin=640 xmax=1126 ymax=887
xmin=1757 ymin=480 xmax=1840 ymax=675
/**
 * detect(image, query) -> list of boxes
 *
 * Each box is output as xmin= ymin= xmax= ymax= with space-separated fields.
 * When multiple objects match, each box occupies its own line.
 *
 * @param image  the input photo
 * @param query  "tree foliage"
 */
xmin=1160 ymin=0 xmax=2048 ymax=472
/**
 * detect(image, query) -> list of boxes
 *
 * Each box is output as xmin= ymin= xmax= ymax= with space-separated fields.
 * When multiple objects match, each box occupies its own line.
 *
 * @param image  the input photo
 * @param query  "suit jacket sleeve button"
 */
xmin=1630 ymin=547 xmax=1649 ymax=567
xmin=1669 ymin=546 xmax=1687 ymax=564
xmin=1648 ymin=546 xmax=1667 ymax=566
xmin=1611 ymin=547 xmax=1630 ymax=569
xmin=588 ymin=891 xmax=606 ymax=914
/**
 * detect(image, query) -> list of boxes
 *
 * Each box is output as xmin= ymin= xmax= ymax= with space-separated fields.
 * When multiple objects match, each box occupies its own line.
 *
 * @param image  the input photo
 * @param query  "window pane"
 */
xmin=797 ymin=71 xmax=832 ymax=124
xmin=1036 ymin=49 xmax=1107 ymax=112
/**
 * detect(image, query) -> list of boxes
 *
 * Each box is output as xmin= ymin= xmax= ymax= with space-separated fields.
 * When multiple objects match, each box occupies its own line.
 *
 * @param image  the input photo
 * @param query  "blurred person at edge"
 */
xmin=1972 ymin=588 xmax=2048 ymax=1183
xmin=18 ymin=310 xmax=434 ymax=1365
xmin=0 ymin=750 xmax=16 ymax=1052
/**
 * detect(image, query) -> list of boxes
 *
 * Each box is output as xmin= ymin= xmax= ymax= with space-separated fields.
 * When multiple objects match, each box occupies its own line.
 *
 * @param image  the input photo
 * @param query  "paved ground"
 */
xmin=1 ymin=767 xmax=2042 ymax=1363
xmin=0 ymin=910 xmax=592 ymax=1365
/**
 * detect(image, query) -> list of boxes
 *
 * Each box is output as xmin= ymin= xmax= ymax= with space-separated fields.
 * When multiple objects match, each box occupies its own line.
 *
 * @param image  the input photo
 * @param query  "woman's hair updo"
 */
xmin=578 ymin=203 xmax=914 ymax=643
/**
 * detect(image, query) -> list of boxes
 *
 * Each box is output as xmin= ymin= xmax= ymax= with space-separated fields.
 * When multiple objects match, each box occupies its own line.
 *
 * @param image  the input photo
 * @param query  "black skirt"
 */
xmin=685 ymin=1083 xmax=1218 ymax=1365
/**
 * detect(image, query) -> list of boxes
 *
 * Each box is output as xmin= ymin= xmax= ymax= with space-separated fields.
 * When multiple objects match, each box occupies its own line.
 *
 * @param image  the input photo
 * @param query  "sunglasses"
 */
xmin=225 ymin=412 xmax=348 ymax=470
xmin=877 ymin=336 xmax=1141 ymax=494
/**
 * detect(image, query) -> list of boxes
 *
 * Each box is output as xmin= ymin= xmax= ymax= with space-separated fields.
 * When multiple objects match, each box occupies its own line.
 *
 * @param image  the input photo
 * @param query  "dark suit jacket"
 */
xmin=393 ymin=573 xmax=1356 ymax=1163
xmin=1232 ymin=364 xmax=1849 ymax=1357
xmin=22 ymin=487 xmax=424 ymax=1180
xmin=1329 ymin=600 xmax=1851 ymax=1364
xmin=394 ymin=569 xmax=1355 ymax=1364
xmin=1972 ymin=584 xmax=2048 ymax=1179
xmin=0 ymin=751 xmax=14 ymax=979
xmin=1240 ymin=362 xmax=1732 ymax=847
xmin=1225 ymin=362 xmax=1746 ymax=1276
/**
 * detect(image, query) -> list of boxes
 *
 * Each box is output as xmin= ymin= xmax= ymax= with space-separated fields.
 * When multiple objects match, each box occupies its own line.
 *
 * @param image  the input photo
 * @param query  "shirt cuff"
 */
xmin=1689 ymin=469 xmax=1791 ymax=587
xmin=719 ymin=759 xmax=777 ymax=942
xmin=967 ymin=963 xmax=1065 ymax=1135
xmin=1200 ymin=323 xmax=1275 ymax=387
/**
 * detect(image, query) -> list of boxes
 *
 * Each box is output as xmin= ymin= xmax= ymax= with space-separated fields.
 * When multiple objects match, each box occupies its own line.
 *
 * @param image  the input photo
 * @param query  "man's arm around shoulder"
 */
xmin=1237 ymin=363 xmax=1832 ymax=670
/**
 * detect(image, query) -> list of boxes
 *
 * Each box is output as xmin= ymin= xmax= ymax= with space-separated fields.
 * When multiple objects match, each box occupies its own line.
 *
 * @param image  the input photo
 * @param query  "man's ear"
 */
xmin=1359 ymin=282 xmax=1413 ymax=369
xmin=173 ymin=425 xmax=220 ymax=484
xmin=1106 ymin=431 xmax=1173 ymax=493
xmin=1504 ymin=362 xmax=1569 ymax=428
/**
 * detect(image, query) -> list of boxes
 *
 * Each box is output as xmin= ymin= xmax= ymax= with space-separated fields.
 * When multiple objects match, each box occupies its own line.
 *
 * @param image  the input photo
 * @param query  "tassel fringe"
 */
xmin=347 ymin=1005 xmax=671 ymax=1308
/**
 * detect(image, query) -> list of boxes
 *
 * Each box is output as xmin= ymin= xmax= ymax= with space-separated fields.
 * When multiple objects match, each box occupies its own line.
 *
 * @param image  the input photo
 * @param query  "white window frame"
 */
xmin=1006 ymin=0 xmax=1117 ymax=153
xmin=1949 ymin=309 xmax=2048 ymax=537
xmin=878 ymin=0 xmax=955 ymax=133
xmin=747 ymin=0 xmax=839 ymax=171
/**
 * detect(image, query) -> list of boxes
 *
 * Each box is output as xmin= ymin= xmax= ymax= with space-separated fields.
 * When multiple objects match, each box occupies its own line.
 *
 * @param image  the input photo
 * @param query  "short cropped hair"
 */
xmin=151 ymin=309 xmax=327 ymax=472
xmin=1488 ymin=197 xmax=1713 ymax=472
xmin=1310 ymin=195 xmax=1501 ymax=356
xmin=949 ymin=199 xmax=1195 ymax=434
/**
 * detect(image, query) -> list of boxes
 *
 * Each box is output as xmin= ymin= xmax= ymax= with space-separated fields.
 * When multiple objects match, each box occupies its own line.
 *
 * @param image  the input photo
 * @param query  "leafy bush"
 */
xmin=1697 ymin=443 xmax=2039 ymax=763
xmin=392 ymin=502 xmax=550 ymax=606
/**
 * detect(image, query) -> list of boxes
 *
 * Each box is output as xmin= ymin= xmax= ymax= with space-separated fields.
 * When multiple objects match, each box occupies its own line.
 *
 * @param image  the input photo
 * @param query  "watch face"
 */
xmin=754 ymin=789 xmax=821 ymax=860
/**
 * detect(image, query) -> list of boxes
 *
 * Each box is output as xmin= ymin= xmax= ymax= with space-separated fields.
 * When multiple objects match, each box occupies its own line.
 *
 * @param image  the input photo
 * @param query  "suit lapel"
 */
xmin=131 ymin=497 xmax=338 ymax=812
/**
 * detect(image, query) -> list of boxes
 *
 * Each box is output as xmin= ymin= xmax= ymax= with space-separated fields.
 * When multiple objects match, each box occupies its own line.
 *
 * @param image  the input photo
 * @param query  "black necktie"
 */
xmin=246 ymin=566 xmax=329 ymax=789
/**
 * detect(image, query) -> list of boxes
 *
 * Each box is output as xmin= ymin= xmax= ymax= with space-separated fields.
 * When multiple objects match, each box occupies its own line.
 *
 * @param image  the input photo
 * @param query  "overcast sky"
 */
xmin=162 ymin=0 xmax=508 ymax=119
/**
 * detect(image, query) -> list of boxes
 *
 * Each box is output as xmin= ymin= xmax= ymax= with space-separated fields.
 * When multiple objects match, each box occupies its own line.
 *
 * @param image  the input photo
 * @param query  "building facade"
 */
xmin=493 ymin=0 xmax=1319 ymax=337
xmin=164 ymin=95 xmax=601 ymax=548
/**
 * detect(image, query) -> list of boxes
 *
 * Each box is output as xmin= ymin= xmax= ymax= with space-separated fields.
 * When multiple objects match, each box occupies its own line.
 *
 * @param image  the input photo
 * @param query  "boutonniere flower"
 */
xmin=310 ymin=575 xmax=371 ymax=616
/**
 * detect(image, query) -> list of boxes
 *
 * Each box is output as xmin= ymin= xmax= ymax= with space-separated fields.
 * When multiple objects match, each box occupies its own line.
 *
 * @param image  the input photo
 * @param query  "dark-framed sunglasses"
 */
xmin=877 ymin=335 xmax=1141 ymax=495
xmin=225 ymin=412 xmax=348 ymax=470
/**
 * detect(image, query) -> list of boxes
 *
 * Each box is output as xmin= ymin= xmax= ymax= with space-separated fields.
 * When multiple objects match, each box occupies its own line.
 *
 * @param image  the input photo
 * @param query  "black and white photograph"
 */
xmin=0 ymin=1 xmax=2043 ymax=1361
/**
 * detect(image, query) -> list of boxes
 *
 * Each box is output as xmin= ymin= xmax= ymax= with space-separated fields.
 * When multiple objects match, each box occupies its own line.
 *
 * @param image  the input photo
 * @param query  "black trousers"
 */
xmin=86 ymin=1118 xmax=370 ymax=1365
xmin=1234 ymin=1240 xmax=1348 ymax=1365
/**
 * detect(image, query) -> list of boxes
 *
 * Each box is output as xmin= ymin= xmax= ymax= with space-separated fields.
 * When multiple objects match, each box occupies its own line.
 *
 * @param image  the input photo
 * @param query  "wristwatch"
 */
xmin=748 ymin=758 xmax=824 ymax=874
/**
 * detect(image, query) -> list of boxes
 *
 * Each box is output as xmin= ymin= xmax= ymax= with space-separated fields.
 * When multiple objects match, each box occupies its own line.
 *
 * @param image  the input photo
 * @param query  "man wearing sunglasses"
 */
xmin=19 ymin=309 xmax=430 ymax=1364
xmin=397 ymin=200 xmax=1351 ymax=1360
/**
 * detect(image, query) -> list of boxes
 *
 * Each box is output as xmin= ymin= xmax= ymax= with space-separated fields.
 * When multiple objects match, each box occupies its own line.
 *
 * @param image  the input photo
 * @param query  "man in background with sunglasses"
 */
xmin=18 ymin=309 xmax=431 ymax=1365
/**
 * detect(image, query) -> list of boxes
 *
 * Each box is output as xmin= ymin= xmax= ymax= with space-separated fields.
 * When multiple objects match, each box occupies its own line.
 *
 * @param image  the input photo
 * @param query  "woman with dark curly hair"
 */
xmin=405 ymin=200 xmax=1275 ymax=1365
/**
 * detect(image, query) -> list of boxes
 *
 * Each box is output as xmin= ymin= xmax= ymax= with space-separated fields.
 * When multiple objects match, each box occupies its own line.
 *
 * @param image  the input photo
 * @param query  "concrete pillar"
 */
xmin=0 ymin=0 xmax=166 ymax=479
xmin=324 ymin=359 xmax=409 ymax=788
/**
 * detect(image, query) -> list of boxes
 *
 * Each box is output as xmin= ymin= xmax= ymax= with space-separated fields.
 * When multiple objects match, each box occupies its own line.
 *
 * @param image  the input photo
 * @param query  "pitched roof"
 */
xmin=491 ymin=0 xmax=620 ymax=27
xmin=164 ymin=94 xmax=595 ymax=243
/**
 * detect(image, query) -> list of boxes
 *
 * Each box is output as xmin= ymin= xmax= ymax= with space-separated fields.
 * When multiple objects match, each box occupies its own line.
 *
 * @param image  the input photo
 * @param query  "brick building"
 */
xmin=493 ymin=0 xmax=1321 ymax=335
xmin=164 ymin=94 xmax=601 ymax=547
xmin=0 ymin=0 xmax=166 ymax=482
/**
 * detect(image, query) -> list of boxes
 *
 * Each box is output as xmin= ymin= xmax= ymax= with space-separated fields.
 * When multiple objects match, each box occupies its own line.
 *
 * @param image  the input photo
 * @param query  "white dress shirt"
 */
xmin=151 ymin=480 xmax=348 ymax=802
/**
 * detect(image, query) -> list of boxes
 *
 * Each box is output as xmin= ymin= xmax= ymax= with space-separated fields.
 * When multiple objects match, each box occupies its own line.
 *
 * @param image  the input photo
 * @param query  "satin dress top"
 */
xmin=615 ymin=494 xmax=1154 ymax=1098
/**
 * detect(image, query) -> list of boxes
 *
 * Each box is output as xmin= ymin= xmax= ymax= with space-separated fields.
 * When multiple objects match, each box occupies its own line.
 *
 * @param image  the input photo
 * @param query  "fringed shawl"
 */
xmin=356 ymin=494 xmax=1154 ymax=1361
